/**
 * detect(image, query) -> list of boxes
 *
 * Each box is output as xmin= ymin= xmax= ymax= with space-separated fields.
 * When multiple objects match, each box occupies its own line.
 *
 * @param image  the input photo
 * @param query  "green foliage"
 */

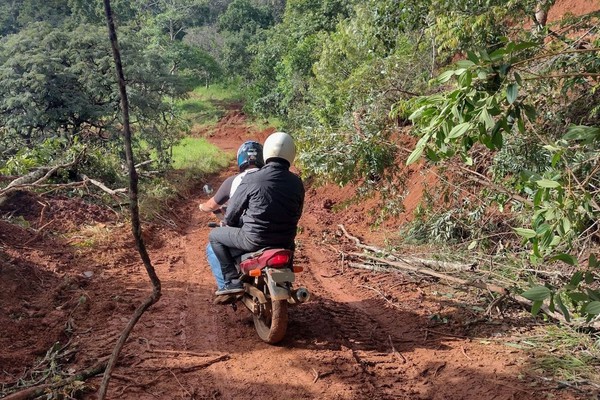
xmin=217 ymin=0 xmax=272 ymax=33
xmin=246 ymin=0 xmax=356 ymax=116
xmin=175 ymin=83 xmax=243 ymax=127
xmin=521 ymin=255 xmax=600 ymax=323
xmin=401 ymin=36 xmax=600 ymax=258
xmin=0 ymin=21 xmax=189 ymax=174
xmin=428 ymin=0 xmax=539 ymax=55
xmin=256 ymin=0 xmax=432 ymax=183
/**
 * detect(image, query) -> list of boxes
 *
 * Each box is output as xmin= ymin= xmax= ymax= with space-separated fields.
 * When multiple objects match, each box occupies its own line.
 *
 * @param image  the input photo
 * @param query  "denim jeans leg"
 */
xmin=206 ymin=243 xmax=225 ymax=289
xmin=209 ymin=226 xmax=260 ymax=283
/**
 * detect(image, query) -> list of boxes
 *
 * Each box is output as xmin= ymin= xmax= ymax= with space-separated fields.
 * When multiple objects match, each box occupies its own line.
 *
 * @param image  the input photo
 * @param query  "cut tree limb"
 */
xmin=339 ymin=224 xmax=476 ymax=272
xmin=339 ymin=225 xmax=600 ymax=328
xmin=2 ymin=359 xmax=108 ymax=400
xmin=349 ymin=252 xmax=509 ymax=296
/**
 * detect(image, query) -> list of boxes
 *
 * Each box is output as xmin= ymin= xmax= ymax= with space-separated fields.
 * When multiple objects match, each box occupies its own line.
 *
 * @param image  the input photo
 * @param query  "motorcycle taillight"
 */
xmin=266 ymin=253 xmax=290 ymax=268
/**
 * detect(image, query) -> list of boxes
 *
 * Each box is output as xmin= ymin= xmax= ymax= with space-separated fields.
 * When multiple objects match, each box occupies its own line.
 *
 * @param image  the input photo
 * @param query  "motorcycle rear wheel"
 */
xmin=253 ymin=299 xmax=288 ymax=344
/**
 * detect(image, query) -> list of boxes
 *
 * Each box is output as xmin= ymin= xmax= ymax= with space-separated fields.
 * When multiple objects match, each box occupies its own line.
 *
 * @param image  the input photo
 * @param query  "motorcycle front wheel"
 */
xmin=254 ymin=298 xmax=288 ymax=344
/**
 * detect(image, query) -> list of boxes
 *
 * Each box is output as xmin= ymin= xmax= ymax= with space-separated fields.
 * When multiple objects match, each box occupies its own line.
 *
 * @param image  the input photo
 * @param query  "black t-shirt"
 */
xmin=213 ymin=175 xmax=235 ymax=205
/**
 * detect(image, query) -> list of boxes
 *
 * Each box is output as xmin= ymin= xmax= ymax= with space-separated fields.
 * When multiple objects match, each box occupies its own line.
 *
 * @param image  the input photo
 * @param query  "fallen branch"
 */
xmin=339 ymin=225 xmax=476 ymax=272
xmin=81 ymin=174 xmax=127 ymax=199
xmin=388 ymin=335 xmax=407 ymax=363
xmin=339 ymin=225 xmax=600 ymax=328
xmin=350 ymin=252 xmax=509 ymax=296
xmin=347 ymin=244 xmax=600 ymax=329
xmin=0 ymin=154 xmax=83 ymax=206
xmin=3 ymin=359 xmax=108 ymax=400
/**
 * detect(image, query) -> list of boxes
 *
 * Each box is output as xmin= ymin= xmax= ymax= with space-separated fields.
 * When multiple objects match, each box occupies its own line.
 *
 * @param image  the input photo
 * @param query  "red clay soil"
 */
xmin=1 ymin=103 xmax=595 ymax=400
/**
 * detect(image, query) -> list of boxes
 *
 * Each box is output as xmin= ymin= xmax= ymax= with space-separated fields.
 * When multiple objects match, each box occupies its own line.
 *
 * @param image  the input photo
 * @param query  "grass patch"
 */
xmin=190 ymin=83 xmax=243 ymax=101
xmin=519 ymin=325 xmax=600 ymax=388
xmin=171 ymin=137 xmax=231 ymax=170
xmin=139 ymin=137 xmax=232 ymax=221
xmin=176 ymin=83 xmax=243 ymax=127
xmin=253 ymin=115 xmax=284 ymax=131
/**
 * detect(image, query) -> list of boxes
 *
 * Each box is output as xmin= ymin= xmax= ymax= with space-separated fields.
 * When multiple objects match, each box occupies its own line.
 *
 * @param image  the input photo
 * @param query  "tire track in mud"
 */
xmin=289 ymin=242 xmax=416 ymax=399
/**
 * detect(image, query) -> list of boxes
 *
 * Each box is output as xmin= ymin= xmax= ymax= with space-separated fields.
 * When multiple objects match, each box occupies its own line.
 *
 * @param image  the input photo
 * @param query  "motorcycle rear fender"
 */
xmin=265 ymin=268 xmax=294 ymax=301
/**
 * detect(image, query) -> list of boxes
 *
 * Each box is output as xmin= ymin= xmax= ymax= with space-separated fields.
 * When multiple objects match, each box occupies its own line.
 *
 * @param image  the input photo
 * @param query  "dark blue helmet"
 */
xmin=237 ymin=141 xmax=264 ymax=171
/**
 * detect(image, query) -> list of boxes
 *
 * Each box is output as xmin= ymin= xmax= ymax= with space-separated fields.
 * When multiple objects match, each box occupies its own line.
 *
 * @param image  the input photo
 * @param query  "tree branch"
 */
xmin=99 ymin=1 xmax=162 ymax=399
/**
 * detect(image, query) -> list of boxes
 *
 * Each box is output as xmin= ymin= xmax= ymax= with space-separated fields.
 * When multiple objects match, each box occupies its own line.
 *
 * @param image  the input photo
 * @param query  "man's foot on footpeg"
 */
xmin=213 ymin=293 xmax=242 ymax=305
xmin=215 ymin=281 xmax=244 ymax=296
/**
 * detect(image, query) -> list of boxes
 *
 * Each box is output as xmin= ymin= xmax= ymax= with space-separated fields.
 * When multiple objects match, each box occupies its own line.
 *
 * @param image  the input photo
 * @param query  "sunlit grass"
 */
xmin=253 ymin=115 xmax=284 ymax=131
xmin=176 ymin=83 xmax=243 ymax=127
xmin=171 ymin=137 xmax=231 ymax=170
xmin=189 ymin=83 xmax=243 ymax=101
xmin=520 ymin=325 xmax=600 ymax=387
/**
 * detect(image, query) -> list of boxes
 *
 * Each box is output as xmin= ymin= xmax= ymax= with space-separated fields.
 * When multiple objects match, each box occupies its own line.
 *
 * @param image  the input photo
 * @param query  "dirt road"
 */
xmin=0 ymin=107 xmax=584 ymax=400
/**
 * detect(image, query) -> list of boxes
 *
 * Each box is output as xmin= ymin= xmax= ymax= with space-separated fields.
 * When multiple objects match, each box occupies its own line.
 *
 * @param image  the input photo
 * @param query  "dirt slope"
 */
xmin=1 ymin=102 xmax=595 ymax=400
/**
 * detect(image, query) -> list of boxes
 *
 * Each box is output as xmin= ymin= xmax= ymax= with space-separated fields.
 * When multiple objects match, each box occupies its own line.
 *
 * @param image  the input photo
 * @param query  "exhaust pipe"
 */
xmin=291 ymin=287 xmax=310 ymax=304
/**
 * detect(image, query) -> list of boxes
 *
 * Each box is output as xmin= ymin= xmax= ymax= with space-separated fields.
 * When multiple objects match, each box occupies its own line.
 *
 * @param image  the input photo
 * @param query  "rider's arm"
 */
xmin=199 ymin=176 xmax=235 ymax=212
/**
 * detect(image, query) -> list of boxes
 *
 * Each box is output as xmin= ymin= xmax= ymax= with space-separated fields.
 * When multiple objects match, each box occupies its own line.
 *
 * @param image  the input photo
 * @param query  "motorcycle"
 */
xmin=207 ymin=210 xmax=310 ymax=344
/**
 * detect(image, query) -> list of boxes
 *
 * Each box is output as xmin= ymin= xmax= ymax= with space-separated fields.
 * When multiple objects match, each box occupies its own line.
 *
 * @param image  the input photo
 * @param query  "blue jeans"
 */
xmin=206 ymin=243 xmax=225 ymax=289
xmin=209 ymin=226 xmax=261 ymax=284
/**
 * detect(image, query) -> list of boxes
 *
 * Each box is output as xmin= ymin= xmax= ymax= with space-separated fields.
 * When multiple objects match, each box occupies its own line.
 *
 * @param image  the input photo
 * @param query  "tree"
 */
xmin=0 ymin=22 xmax=187 ymax=172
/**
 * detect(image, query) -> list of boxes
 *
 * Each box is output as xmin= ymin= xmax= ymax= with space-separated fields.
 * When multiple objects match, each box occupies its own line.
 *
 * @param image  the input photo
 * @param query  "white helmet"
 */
xmin=263 ymin=132 xmax=296 ymax=165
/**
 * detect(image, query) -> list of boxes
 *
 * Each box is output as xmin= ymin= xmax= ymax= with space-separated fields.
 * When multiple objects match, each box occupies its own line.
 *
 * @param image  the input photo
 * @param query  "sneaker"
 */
xmin=213 ymin=293 xmax=242 ymax=305
xmin=215 ymin=281 xmax=244 ymax=296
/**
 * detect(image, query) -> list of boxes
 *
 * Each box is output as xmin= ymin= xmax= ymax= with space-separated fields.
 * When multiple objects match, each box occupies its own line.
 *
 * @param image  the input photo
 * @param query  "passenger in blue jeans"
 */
xmin=209 ymin=132 xmax=304 ymax=296
xmin=198 ymin=141 xmax=264 ymax=289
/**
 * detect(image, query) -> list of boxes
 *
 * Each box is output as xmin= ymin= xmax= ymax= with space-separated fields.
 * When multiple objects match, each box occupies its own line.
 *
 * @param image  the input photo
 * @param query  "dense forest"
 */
xmin=1 ymin=0 xmax=599 ymax=322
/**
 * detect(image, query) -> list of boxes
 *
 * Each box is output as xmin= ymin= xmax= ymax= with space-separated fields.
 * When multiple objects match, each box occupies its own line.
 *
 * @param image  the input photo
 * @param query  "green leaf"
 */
xmin=585 ymin=271 xmax=594 ymax=285
xmin=567 ymin=292 xmax=589 ymax=302
xmin=586 ymin=288 xmax=600 ymax=301
xmin=535 ymin=223 xmax=551 ymax=235
xmin=406 ymin=145 xmax=425 ymax=165
xmin=490 ymin=47 xmax=506 ymax=60
xmin=480 ymin=108 xmax=495 ymax=129
xmin=536 ymin=179 xmax=561 ymax=188
xmin=522 ymin=104 xmax=537 ymax=121
xmin=491 ymin=120 xmax=504 ymax=149
xmin=589 ymin=254 xmax=599 ymax=269
xmin=522 ymin=286 xmax=552 ymax=301
xmin=458 ymin=70 xmax=472 ymax=87
xmin=506 ymin=83 xmax=518 ymax=104
xmin=514 ymin=227 xmax=537 ymax=239
xmin=531 ymin=300 xmax=543 ymax=315
xmin=466 ymin=50 xmax=479 ymax=64
xmin=569 ymin=271 xmax=584 ymax=286
xmin=437 ymin=70 xmax=456 ymax=84
xmin=563 ymin=125 xmax=600 ymax=142
xmin=550 ymin=253 xmax=577 ymax=266
xmin=584 ymin=301 xmax=600 ymax=315
xmin=517 ymin=117 xmax=525 ymax=133
xmin=447 ymin=122 xmax=471 ymax=139
xmin=555 ymin=294 xmax=570 ymax=322
xmin=533 ymin=189 xmax=544 ymax=207
xmin=456 ymin=60 xmax=475 ymax=68
xmin=514 ymin=72 xmax=522 ymax=85
xmin=425 ymin=147 xmax=441 ymax=162
xmin=513 ymin=41 xmax=538 ymax=52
